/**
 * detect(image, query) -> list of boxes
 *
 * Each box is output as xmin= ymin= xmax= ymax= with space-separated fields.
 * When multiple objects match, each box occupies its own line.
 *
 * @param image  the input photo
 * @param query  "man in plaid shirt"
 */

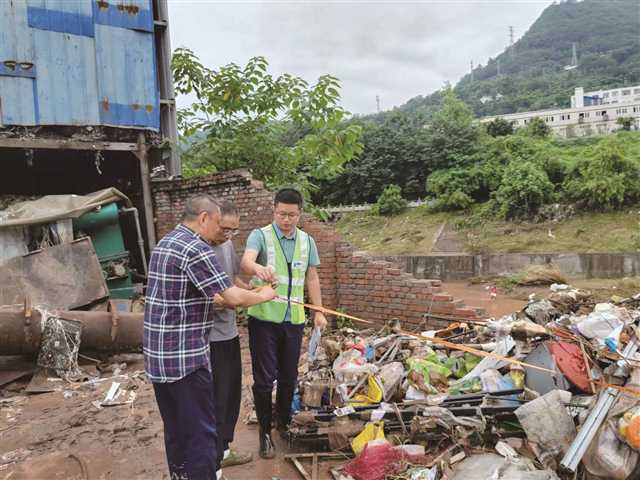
xmin=144 ymin=194 xmax=276 ymax=480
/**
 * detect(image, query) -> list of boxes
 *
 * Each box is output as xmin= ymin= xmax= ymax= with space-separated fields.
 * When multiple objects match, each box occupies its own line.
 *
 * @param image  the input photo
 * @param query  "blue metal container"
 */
xmin=0 ymin=0 xmax=159 ymax=130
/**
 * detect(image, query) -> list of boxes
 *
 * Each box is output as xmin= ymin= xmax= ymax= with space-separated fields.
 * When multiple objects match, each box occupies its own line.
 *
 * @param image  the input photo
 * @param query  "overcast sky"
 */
xmin=168 ymin=0 xmax=554 ymax=115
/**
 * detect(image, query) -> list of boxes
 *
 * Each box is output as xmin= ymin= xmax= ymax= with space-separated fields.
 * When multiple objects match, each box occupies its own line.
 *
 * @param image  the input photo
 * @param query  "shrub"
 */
xmin=426 ymin=168 xmax=480 ymax=210
xmin=494 ymin=161 xmax=554 ymax=219
xmin=373 ymin=184 xmax=408 ymax=216
xmin=564 ymin=138 xmax=640 ymax=210
xmin=486 ymin=117 xmax=514 ymax=137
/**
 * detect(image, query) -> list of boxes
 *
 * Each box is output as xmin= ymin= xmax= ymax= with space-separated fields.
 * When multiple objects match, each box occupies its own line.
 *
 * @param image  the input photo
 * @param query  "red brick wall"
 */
xmin=151 ymin=170 xmax=485 ymax=327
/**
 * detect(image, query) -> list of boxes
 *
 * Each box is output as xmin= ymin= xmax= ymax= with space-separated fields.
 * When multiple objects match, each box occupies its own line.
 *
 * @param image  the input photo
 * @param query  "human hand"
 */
xmin=255 ymin=265 xmax=277 ymax=284
xmin=314 ymin=312 xmax=328 ymax=331
xmin=213 ymin=293 xmax=232 ymax=309
xmin=258 ymin=285 xmax=278 ymax=302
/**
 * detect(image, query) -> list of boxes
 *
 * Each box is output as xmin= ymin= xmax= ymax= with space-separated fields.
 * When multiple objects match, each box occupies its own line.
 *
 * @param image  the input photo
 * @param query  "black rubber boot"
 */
xmin=275 ymin=384 xmax=295 ymax=439
xmin=258 ymin=428 xmax=276 ymax=459
xmin=253 ymin=388 xmax=276 ymax=459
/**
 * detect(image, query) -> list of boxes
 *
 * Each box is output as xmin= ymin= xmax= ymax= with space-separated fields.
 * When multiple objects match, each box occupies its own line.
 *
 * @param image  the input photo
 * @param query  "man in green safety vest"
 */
xmin=241 ymin=188 xmax=327 ymax=459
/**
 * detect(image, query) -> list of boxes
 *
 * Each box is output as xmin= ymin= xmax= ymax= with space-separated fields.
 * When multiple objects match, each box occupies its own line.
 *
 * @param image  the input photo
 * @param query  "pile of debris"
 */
xmin=285 ymin=284 xmax=640 ymax=480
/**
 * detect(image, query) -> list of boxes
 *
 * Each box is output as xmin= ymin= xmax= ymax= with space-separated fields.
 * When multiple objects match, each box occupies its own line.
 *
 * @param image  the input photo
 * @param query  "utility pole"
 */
xmin=571 ymin=42 xmax=578 ymax=67
xmin=509 ymin=26 xmax=515 ymax=56
xmin=376 ymin=95 xmax=380 ymax=113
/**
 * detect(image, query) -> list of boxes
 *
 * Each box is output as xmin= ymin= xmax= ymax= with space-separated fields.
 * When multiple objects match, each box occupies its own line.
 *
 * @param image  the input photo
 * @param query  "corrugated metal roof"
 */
xmin=0 ymin=0 xmax=159 ymax=130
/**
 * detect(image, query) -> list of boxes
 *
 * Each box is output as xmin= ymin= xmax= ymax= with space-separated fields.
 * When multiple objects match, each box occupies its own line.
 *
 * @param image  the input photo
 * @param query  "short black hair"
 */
xmin=219 ymin=201 xmax=239 ymax=217
xmin=274 ymin=188 xmax=303 ymax=209
xmin=183 ymin=194 xmax=219 ymax=221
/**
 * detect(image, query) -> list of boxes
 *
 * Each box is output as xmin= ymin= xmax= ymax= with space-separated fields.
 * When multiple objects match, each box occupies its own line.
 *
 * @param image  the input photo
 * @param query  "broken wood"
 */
xmin=0 ymin=137 xmax=138 ymax=151
xmin=284 ymin=453 xmax=353 ymax=480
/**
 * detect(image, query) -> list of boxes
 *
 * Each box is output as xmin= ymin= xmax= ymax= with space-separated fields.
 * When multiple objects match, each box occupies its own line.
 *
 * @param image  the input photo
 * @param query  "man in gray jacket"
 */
xmin=209 ymin=202 xmax=253 ymax=472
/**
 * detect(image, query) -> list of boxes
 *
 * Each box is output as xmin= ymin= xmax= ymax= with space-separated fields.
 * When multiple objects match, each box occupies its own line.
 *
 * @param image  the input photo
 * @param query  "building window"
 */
xmin=567 ymin=114 xmax=571 ymax=120
xmin=634 ymin=88 xmax=640 ymax=94
xmin=623 ymin=90 xmax=631 ymax=96
xmin=603 ymin=92 xmax=610 ymax=98
xmin=612 ymin=91 xmax=619 ymax=97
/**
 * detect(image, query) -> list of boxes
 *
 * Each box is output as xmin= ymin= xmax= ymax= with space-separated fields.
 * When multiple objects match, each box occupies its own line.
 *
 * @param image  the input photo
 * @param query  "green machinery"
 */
xmin=74 ymin=202 xmax=146 ymax=300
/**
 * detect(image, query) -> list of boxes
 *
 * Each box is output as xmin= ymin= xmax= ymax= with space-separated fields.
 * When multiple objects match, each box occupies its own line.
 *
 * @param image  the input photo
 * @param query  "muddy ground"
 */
xmin=0 ymin=279 xmax=622 ymax=479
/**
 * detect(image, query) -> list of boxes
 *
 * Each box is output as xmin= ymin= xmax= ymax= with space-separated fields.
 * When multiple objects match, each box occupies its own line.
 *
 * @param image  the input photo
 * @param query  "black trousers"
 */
xmin=248 ymin=316 xmax=304 ymax=431
xmin=152 ymin=368 xmax=218 ymax=479
xmin=210 ymin=336 xmax=242 ymax=460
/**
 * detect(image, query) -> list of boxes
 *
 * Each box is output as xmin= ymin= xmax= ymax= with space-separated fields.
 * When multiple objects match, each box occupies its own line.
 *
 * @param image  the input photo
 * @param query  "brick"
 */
xmin=153 ymin=168 xmax=484 ymax=327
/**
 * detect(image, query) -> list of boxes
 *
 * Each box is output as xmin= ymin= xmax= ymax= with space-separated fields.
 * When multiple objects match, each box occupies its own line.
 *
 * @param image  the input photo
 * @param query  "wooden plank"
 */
xmin=311 ymin=454 xmax=319 ymax=480
xmin=289 ymin=456 xmax=312 ymax=480
xmin=0 ymin=137 xmax=138 ymax=151
xmin=284 ymin=453 xmax=353 ymax=459
xmin=134 ymin=133 xmax=157 ymax=248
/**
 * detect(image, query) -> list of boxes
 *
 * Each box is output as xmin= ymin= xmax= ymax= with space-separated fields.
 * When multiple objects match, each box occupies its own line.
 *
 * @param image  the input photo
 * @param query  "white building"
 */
xmin=571 ymin=85 xmax=640 ymax=108
xmin=482 ymin=86 xmax=640 ymax=138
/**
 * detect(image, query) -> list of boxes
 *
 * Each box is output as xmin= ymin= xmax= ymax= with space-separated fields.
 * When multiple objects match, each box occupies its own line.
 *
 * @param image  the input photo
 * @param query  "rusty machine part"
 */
xmin=0 ymin=307 xmax=143 ymax=355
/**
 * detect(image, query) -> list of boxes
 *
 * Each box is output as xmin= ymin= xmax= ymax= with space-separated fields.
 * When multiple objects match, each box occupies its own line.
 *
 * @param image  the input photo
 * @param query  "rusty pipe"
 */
xmin=0 ymin=308 xmax=143 ymax=355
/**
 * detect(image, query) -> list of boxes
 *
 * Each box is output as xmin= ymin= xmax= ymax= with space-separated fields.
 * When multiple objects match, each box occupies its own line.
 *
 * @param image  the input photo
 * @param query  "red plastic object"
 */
xmin=549 ymin=341 xmax=591 ymax=393
xmin=343 ymin=443 xmax=432 ymax=480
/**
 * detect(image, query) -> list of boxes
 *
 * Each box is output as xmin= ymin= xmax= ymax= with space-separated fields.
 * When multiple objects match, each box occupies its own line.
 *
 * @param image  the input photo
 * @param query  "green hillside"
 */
xmin=400 ymin=0 xmax=640 ymax=119
xmin=316 ymin=1 xmax=640 ymax=207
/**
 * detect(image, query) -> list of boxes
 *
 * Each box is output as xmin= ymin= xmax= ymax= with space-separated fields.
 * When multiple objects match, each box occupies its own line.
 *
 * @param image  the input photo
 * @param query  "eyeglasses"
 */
xmin=275 ymin=211 xmax=300 ymax=220
xmin=222 ymin=228 xmax=240 ymax=237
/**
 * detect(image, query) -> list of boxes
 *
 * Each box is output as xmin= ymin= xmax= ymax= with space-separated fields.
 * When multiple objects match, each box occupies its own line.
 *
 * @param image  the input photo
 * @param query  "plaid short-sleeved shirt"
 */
xmin=143 ymin=224 xmax=232 ymax=383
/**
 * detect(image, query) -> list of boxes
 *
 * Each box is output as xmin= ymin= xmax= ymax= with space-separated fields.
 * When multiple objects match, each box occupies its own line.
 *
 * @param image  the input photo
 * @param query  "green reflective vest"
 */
xmin=247 ymin=225 xmax=309 ymax=324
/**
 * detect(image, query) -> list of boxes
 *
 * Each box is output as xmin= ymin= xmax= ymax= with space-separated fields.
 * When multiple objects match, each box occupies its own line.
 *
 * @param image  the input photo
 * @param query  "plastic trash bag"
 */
xmin=583 ymin=421 xmax=639 ymax=479
xmin=351 ymin=421 xmax=386 ymax=454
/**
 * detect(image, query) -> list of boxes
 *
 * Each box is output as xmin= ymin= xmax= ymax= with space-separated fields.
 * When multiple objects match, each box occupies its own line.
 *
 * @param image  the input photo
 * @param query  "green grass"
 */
xmin=335 ymin=208 xmax=448 ymax=255
xmin=468 ymin=211 xmax=640 ymax=254
xmin=335 ymin=209 xmax=640 ymax=254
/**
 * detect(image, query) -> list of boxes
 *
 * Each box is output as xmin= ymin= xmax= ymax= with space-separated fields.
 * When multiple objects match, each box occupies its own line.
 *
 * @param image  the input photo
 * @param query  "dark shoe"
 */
xmin=221 ymin=449 xmax=253 ymax=467
xmin=259 ymin=429 xmax=276 ymax=459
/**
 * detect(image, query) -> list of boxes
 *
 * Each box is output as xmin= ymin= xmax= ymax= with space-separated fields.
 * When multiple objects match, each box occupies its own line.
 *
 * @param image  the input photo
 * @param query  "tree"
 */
xmin=525 ymin=117 xmax=552 ymax=138
xmin=315 ymin=113 xmax=429 ymax=205
xmin=617 ymin=116 xmax=635 ymax=131
xmin=172 ymin=48 xmax=363 ymax=199
xmin=486 ymin=117 xmax=515 ymax=137
xmin=424 ymin=89 xmax=480 ymax=170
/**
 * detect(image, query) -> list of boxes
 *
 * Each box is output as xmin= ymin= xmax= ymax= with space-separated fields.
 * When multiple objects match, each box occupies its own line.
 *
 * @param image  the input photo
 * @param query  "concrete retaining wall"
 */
xmin=379 ymin=253 xmax=640 ymax=280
